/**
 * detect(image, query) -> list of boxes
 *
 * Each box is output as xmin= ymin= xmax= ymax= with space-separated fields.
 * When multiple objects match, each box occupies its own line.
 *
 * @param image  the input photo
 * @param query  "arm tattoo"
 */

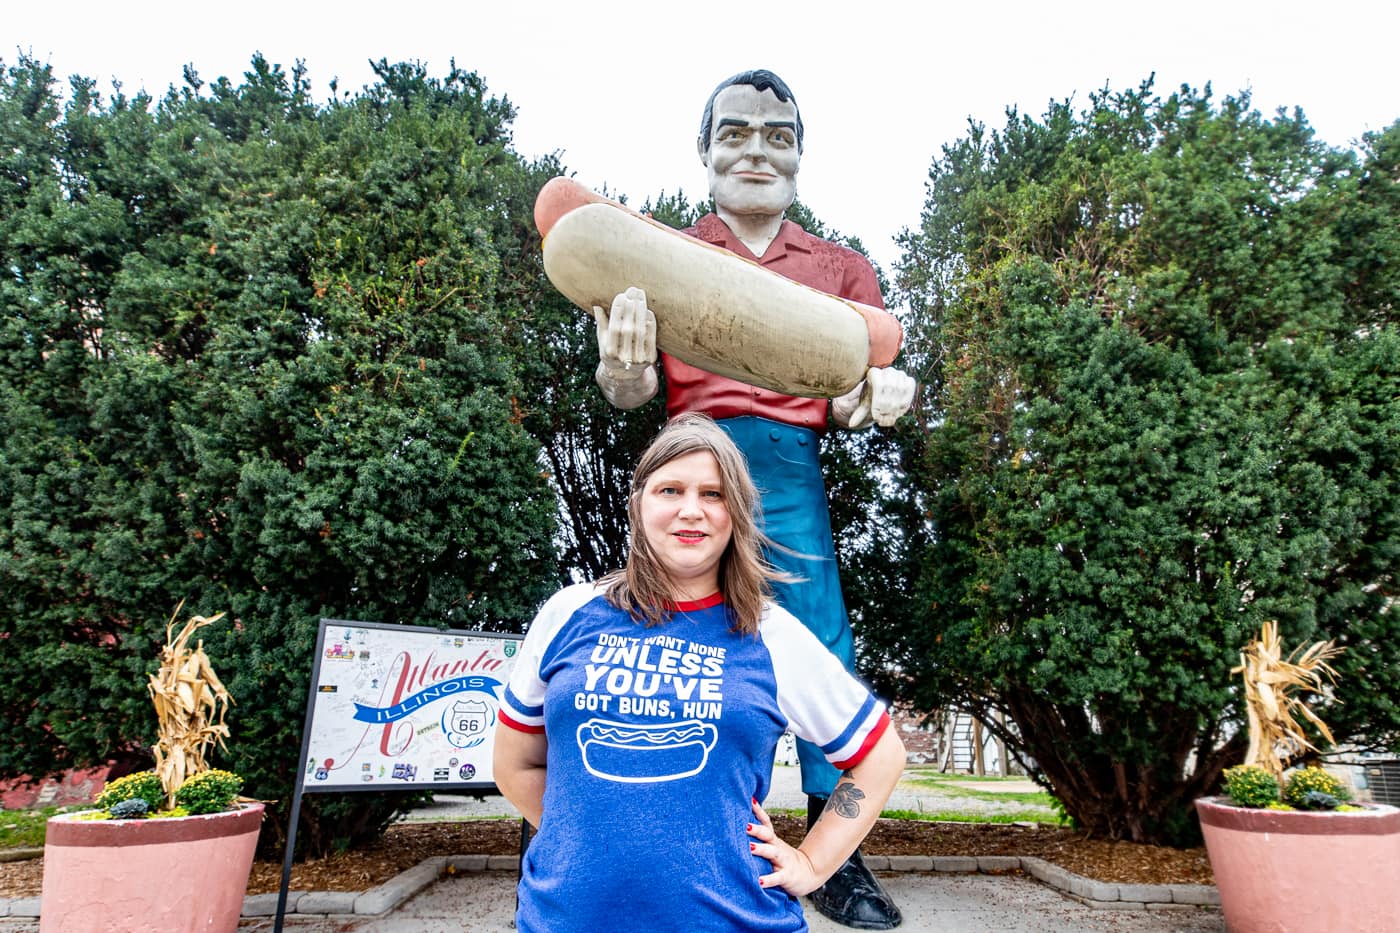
xmin=824 ymin=774 xmax=866 ymax=821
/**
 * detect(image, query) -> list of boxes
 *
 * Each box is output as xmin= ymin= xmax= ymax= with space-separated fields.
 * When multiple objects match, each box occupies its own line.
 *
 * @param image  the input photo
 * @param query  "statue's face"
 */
xmin=700 ymin=84 xmax=800 ymax=218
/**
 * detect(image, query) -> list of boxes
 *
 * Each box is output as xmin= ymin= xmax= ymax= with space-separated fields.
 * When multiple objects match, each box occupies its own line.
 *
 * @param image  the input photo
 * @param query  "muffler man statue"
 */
xmin=593 ymin=68 xmax=916 ymax=929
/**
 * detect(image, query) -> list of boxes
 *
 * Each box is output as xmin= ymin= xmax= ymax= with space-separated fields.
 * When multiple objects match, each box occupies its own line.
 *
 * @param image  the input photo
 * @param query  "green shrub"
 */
xmin=175 ymin=769 xmax=244 ymax=815
xmin=0 ymin=58 xmax=564 ymax=857
xmin=95 ymin=772 xmax=165 ymax=813
xmin=1048 ymin=796 xmax=1080 ymax=829
xmin=863 ymin=73 xmax=1400 ymax=847
xmin=1223 ymin=765 xmax=1280 ymax=808
xmin=1283 ymin=767 xmax=1350 ymax=810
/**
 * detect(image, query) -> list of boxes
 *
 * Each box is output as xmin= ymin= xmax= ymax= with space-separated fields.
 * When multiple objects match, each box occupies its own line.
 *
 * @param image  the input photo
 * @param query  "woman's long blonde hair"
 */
xmin=602 ymin=413 xmax=785 ymax=634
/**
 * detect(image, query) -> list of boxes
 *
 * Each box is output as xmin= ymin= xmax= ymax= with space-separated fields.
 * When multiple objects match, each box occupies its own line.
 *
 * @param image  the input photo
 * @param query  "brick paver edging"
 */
xmin=0 ymin=852 xmax=1219 ymax=920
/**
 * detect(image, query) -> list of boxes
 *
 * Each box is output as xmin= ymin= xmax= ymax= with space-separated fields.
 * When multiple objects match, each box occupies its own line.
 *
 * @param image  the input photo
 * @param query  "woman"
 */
xmin=494 ymin=413 xmax=905 ymax=931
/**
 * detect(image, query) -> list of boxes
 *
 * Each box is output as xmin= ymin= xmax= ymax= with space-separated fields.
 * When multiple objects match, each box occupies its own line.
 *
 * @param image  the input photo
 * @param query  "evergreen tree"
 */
xmin=500 ymin=188 xmax=695 ymax=582
xmin=0 ymin=55 xmax=559 ymax=855
xmin=879 ymin=81 xmax=1400 ymax=844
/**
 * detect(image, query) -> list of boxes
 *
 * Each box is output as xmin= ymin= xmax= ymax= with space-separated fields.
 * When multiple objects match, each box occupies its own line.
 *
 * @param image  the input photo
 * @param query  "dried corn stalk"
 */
xmin=1233 ymin=621 xmax=1342 ymax=779
xmin=148 ymin=602 xmax=234 ymax=808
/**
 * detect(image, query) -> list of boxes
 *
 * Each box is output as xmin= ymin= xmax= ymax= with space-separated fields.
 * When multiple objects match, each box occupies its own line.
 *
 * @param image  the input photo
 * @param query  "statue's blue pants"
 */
xmin=718 ymin=416 xmax=850 ymax=798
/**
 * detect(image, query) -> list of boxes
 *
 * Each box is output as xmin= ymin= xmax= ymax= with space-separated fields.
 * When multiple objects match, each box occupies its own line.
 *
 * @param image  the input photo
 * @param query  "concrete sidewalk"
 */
xmin=245 ymin=869 xmax=1224 ymax=933
xmin=230 ymin=766 xmax=1221 ymax=933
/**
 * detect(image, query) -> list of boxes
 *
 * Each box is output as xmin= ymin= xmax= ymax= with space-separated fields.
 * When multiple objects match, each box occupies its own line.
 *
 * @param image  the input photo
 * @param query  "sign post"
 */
xmin=274 ymin=618 xmax=522 ymax=931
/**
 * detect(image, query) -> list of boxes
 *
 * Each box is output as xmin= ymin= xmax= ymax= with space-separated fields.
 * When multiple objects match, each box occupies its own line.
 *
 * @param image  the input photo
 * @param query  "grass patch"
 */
xmin=898 ymin=770 xmax=1056 ymax=808
xmin=764 ymin=806 xmax=1060 ymax=826
xmin=880 ymin=807 xmax=1064 ymax=825
xmin=1 ymin=806 xmax=86 ymax=848
xmin=766 ymin=808 xmax=806 ymax=819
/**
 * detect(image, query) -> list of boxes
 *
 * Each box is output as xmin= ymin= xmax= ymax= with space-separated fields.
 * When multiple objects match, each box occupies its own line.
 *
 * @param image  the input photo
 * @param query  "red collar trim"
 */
xmin=689 ymin=214 xmax=812 ymax=262
xmin=665 ymin=592 xmax=724 ymax=612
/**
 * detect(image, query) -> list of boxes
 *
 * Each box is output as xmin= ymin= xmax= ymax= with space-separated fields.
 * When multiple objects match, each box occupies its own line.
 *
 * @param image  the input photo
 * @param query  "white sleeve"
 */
xmin=759 ymin=604 xmax=891 ymax=769
xmin=499 ymin=582 xmax=600 ymax=732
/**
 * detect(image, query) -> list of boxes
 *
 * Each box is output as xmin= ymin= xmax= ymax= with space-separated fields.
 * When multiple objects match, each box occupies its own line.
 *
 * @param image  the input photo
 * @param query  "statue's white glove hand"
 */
xmin=592 ymin=287 xmax=656 ymax=372
xmin=834 ymin=367 xmax=916 ymax=429
xmin=592 ymin=287 xmax=659 ymax=410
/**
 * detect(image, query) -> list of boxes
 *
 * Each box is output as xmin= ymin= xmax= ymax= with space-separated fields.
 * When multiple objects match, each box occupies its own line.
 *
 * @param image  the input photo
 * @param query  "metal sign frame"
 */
xmin=275 ymin=617 xmax=522 ymax=930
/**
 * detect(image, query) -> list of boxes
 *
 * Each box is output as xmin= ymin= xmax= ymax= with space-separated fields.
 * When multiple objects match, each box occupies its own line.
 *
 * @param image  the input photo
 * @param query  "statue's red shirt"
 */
xmin=661 ymin=213 xmax=885 ymax=431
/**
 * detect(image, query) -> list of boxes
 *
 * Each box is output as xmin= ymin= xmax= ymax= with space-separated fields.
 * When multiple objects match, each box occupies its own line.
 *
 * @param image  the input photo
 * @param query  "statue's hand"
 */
xmin=592 ymin=287 xmax=659 ymax=409
xmin=833 ymin=367 xmax=916 ymax=429
xmin=592 ymin=287 xmax=657 ymax=372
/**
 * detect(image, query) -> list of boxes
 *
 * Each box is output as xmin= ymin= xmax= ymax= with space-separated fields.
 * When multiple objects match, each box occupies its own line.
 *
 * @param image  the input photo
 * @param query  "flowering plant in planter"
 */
xmin=1196 ymin=622 xmax=1400 ymax=933
xmin=1222 ymin=763 xmax=1360 ymax=812
xmin=86 ymin=604 xmax=243 ymax=819
xmin=1214 ymin=620 xmax=1358 ymax=811
xmin=1231 ymin=619 xmax=1343 ymax=787
xmin=42 ymin=605 xmax=261 ymax=933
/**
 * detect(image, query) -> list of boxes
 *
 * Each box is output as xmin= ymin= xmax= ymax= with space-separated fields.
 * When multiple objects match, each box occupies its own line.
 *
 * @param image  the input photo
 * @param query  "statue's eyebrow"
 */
xmin=716 ymin=118 xmax=796 ymax=132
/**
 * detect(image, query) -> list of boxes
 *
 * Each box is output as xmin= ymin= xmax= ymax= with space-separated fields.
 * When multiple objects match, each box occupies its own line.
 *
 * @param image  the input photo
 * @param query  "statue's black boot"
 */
xmin=805 ymin=794 xmax=903 ymax=929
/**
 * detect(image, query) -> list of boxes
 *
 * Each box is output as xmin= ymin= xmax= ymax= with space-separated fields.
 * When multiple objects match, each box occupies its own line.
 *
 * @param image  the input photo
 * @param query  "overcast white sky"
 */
xmin=9 ymin=0 xmax=1397 ymax=275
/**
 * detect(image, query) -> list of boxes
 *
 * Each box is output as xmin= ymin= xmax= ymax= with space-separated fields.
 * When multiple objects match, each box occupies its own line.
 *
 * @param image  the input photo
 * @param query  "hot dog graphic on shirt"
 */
xmin=576 ymin=718 xmax=719 ymax=783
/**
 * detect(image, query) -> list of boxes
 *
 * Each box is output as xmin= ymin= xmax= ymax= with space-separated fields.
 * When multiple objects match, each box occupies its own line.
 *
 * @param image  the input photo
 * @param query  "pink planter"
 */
xmin=40 ymin=803 xmax=264 ymax=933
xmin=1196 ymin=796 xmax=1400 ymax=933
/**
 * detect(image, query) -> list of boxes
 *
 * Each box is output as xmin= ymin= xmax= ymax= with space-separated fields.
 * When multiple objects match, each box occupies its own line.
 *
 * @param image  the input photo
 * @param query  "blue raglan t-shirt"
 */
xmin=499 ymin=583 xmax=891 ymax=933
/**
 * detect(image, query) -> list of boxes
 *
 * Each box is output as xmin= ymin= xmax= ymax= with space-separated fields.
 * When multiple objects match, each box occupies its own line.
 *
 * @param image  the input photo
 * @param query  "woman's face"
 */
xmin=638 ymin=450 xmax=733 ymax=601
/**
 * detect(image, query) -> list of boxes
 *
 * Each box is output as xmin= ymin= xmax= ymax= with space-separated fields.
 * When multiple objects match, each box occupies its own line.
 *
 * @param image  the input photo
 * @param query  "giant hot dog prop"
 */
xmin=534 ymin=177 xmax=902 ymax=399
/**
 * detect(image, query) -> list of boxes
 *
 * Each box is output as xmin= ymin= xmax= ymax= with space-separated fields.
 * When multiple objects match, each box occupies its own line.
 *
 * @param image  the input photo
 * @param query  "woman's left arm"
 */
xmin=748 ymin=724 xmax=905 ymax=896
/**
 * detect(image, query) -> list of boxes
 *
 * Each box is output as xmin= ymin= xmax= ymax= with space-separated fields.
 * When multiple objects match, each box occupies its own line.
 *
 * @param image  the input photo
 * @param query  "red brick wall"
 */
xmin=0 ymin=766 xmax=111 ymax=809
xmin=891 ymin=704 xmax=939 ymax=764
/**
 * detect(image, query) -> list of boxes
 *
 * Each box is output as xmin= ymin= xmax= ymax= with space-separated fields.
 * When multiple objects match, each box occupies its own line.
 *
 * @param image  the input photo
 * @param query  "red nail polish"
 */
xmin=751 ymin=797 xmax=758 ymax=806
xmin=749 ymin=842 xmax=756 ymax=852
xmin=746 ymin=823 xmax=753 ymax=832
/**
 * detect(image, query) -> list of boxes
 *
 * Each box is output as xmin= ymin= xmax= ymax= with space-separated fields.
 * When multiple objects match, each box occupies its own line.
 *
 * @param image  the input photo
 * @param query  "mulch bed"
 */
xmin=0 ymin=816 xmax=1213 ymax=900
